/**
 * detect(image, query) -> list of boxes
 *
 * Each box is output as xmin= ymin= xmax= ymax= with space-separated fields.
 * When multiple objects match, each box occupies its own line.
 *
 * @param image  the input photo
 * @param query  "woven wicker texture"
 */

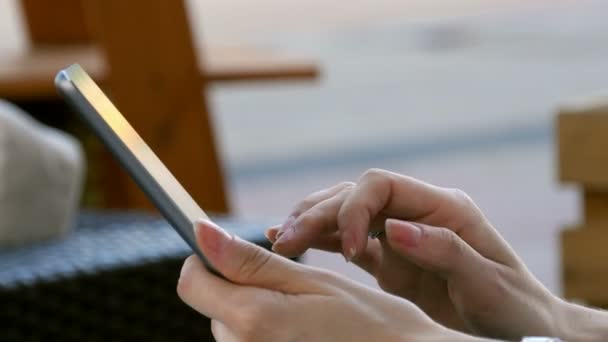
xmin=0 ymin=212 xmax=271 ymax=341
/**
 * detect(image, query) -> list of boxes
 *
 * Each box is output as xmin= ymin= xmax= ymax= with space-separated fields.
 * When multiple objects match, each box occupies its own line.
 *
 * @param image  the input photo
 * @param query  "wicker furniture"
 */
xmin=0 ymin=212 xmax=273 ymax=341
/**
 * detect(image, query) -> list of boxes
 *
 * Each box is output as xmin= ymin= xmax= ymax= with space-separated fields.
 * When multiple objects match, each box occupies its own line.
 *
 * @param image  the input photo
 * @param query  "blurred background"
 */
xmin=197 ymin=0 xmax=600 ymax=294
xmin=1 ymin=0 xmax=607 ymax=338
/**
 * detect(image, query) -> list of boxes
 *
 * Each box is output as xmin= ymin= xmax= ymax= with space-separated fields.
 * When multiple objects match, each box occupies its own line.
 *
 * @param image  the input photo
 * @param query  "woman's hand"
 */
xmin=177 ymin=219 xmax=485 ymax=342
xmin=266 ymin=168 xmax=564 ymax=340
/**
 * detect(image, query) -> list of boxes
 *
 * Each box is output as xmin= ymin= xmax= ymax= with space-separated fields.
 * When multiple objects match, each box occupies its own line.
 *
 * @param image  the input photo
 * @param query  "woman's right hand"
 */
xmin=266 ymin=169 xmax=568 ymax=341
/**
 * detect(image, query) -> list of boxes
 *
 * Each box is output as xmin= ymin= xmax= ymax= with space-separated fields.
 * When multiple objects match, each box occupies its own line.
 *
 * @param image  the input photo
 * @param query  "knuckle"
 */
xmin=237 ymin=247 xmax=273 ymax=281
xmin=296 ymin=211 xmax=318 ymax=227
xmin=293 ymin=197 xmax=318 ymax=216
xmin=336 ymin=197 xmax=367 ymax=230
xmin=337 ymin=181 xmax=356 ymax=190
xmin=336 ymin=207 xmax=354 ymax=228
xmin=447 ymin=188 xmax=475 ymax=207
xmin=235 ymin=301 xmax=276 ymax=342
xmin=236 ymin=313 xmax=261 ymax=341
xmin=295 ymin=211 xmax=319 ymax=229
xmin=359 ymin=168 xmax=392 ymax=194
xmin=361 ymin=168 xmax=388 ymax=181
xmin=439 ymin=228 xmax=466 ymax=260
xmin=441 ymin=188 xmax=487 ymax=231
xmin=294 ymin=182 xmax=354 ymax=216
xmin=462 ymin=263 xmax=509 ymax=321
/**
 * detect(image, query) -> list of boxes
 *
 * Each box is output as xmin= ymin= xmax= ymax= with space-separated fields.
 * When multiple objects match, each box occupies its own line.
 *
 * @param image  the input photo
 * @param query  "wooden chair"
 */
xmin=0 ymin=0 xmax=319 ymax=214
xmin=558 ymin=94 xmax=608 ymax=307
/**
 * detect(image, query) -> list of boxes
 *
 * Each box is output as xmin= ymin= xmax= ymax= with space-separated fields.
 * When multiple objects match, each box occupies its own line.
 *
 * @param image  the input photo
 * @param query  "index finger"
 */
xmin=337 ymin=169 xmax=518 ymax=266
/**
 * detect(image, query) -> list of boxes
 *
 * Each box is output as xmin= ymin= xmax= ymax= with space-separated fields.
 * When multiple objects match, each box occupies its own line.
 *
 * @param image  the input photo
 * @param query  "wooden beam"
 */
xmin=557 ymin=95 xmax=608 ymax=188
xmin=0 ymin=45 xmax=319 ymax=101
xmin=583 ymin=190 xmax=608 ymax=227
xmin=82 ymin=0 xmax=229 ymax=213
xmin=562 ymin=227 xmax=608 ymax=303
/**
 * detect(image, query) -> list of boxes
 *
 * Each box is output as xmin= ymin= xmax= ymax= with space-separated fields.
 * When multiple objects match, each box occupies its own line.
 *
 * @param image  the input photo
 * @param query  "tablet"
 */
xmin=55 ymin=64 xmax=215 ymax=271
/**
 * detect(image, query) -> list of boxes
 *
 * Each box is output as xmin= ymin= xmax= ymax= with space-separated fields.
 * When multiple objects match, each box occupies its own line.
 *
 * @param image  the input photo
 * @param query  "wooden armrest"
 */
xmin=202 ymin=45 xmax=320 ymax=82
xmin=0 ymin=45 xmax=320 ymax=100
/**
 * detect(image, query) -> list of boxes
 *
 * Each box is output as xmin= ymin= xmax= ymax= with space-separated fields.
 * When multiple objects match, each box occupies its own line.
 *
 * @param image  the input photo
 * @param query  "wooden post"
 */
xmin=558 ymin=95 xmax=608 ymax=306
xmin=14 ymin=0 xmax=318 ymax=213
xmin=20 ymin=0 xmax=91 ymax=46
xmin=81 ymin=0 xmax=230 ymax=213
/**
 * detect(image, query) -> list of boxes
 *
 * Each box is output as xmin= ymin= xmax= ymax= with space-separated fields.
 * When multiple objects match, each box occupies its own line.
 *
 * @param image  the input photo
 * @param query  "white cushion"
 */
xmin=0 ymin=100 xmax=84 ymax=246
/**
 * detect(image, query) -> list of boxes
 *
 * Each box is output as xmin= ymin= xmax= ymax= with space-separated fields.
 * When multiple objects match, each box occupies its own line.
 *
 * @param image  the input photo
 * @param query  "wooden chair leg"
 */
xmin=82 ymin=0 xmax=230 ymax=213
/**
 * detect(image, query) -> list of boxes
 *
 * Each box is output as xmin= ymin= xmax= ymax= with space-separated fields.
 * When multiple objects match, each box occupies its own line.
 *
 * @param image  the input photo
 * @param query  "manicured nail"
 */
xmin=387 ymin=219 xmax=422 ymax=247
xmin=275 ymin=226 xmax=295 ymax=245
xmin=347 ymin=247 xmax=357 ymax=261
xmin=265 ymin=226 xmax=280 ymax=242
xmin=341 ymin=231 xmax=357 ymax=262
xmin=277 ymin=215 xmax=296 ymax=239
xmin=194 ymin=219 xmax=231 ymax=253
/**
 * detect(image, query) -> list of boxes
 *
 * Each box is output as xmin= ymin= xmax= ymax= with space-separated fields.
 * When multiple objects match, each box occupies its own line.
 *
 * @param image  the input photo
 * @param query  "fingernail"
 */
xmin=341 ymin=231 xmax=357 ymax=262
xmin=275 ymin=227 xmax=295 ymax=246
xmin=265 ymin=226 xmax=280 ymax=242
xmin=194 ymin=219 xmax=232 ymax=253
xmin=277 ymin=215 xmax=296 ymax=239
xmin=346 ymin=247 xmax=357 ymax=261
xmin=387 ymin=219 xmax=422 ymax=247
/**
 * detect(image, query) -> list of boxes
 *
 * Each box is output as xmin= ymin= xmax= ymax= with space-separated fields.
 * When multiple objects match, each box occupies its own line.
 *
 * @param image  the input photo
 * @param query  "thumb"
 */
xmin=385 ymin=219 xmax=487 ymax=279
xmin=194 ymin=219 xmax=310 ymax=292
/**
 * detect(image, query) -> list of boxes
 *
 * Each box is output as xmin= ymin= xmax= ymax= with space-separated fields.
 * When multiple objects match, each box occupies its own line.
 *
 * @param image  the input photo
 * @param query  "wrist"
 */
xmin=554 ymin=299 xmax=608 ymax=342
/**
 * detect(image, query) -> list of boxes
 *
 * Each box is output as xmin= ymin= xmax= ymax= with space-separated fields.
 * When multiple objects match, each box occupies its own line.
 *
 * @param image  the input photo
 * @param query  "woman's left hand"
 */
xmin=177 ymin=219 xmax=487 ymax=342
